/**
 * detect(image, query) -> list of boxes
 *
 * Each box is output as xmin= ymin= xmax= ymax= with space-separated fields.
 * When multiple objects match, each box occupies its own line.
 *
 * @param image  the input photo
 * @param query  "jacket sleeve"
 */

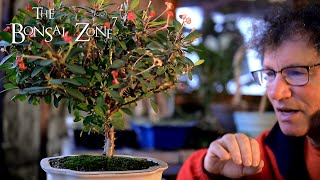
xmin=177 ymin=149 xmax=225 ymax=180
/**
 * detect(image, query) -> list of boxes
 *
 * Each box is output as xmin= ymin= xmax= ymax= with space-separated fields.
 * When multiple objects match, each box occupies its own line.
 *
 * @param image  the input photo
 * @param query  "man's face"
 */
xmin=263 ymin=38 xmax=320 ymax=136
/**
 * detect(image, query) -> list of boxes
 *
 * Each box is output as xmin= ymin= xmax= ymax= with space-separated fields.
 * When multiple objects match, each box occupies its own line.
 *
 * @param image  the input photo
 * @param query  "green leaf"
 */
xmin=117 ymin=40 xmax=127 ymax=50
xmin=77 ymin=103 xmax=88 ymax=111
xmin=150 ymin=98 xmax=158 ymax=113
xmin=172 ymin=20 xmax=182 ymax=31
xmin=18 ymin=8 xmax=35 ymax=17
xmin=62 ymin=79 xmax=82 ymax=86
xmin=148 ymin=21 xmax=166 ymax=27
xmin=0 ymin=53 xmax=14 ymax=66
xmin=109 ymin=60 xmax=125 ymax=69
xmin=65 ymin=88 xmax=86 ymax=101
xmin=120 ymin=108 xmax=133 ymax=116
xmin=31 ymin=66 xmax=44 ymax=77
xmin=3 ymin=83 xmax=18 ymax=90
xmin=49 ymin=79 xmax=63 ymax=85
xmin=184 ymin=31 xmax=202 ymax=42
xmin=95 ymin=72 xmax=102 ymax=82
xmin=0 ymin=32 xmax=12 ymax=43
xmin=96 ymin=96 xmax=105 ymax=107
xmin=44 ymin=95 xmax=52 ymax=104
xmin=74 ymin=78 xmax=90 ymax=86
xmin=66 ymin=64 xmax=86 ymax=74
xmin=53 ymin=95 xmax=60 ymax=108
xmin=66 ymin=48 xmax=85 ymax=61
xmin=130 ymin=0 xmax=140 ymax=9
xmin=109 ymin=90 xmax=124 ymax=103
xmin=156 ymin=67 xmax=165 ymax=75
xmin=20 ymin=87 xmax=50 ymax=94
xmin=38 ymin=59 xmax=53 ymax=66
xmin=111 ymin=111 xmax=122 ymax=119
xmin=194 ymin=59 xmax=205 ymax=66
xmin=10 ymin=94 xmax=27 ymax=102
xmin=94 ymin=106 xmax=105 ymax=117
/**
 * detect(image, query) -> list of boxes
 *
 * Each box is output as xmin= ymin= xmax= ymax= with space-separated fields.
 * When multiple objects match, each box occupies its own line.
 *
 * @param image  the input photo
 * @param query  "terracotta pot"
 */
xmin=40 ymin=155 xmax=168 ymax=180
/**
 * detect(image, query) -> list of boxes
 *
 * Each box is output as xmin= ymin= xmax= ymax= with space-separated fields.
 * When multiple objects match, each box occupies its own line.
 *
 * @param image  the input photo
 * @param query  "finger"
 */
xmin=243 ymin=160 xmax=264 ymax=175
xmin=219 ymin=134 xmax=242 ymax=165
xmin=250 ymin=138 xmax=261 ymax=167
xmin=208 ymin=141 xmax=231 ymax=161
xmin=235 ymin=133 xmax=252 ymax=166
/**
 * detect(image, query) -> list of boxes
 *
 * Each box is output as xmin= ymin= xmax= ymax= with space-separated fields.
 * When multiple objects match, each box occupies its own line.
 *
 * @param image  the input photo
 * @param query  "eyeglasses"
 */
xmin=251 ymin=63 xmax=320 ymax=87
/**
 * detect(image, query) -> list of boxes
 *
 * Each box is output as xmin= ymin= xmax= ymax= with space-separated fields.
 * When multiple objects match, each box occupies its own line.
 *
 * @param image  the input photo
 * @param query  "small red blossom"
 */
xmin=62 ymin=31 xmax=73 ymax=43
xmin=16 ymin=57 xmax=27 ymax=71
xmin=18 ymin=63 xmax=27 ymax=71
xmin=127 ymin=12 xmax=136 ymax=21
xmin=104 ymin=22 xmax=111 ymax=28
xmin=111 ymin=70 xmax=118 ymax=77
xmin=166 ymin=11 xmax=174 ymax=17
xmin=185 ymin=17 xmax=191 ymax=24
xmin=112 ymin=79 xmax=120 ymax=85
xmin=181 ymin=84 xmax=185 ymax=90
xmin=26 ymin=3 xmax=32 ymax=11
xmin=29 ymin=31 xmax=35 ymax=38
xmin=150 ymin=11 xmax=156 ymax=17
xmin=3 ymin=26 xmax=10 ymax=32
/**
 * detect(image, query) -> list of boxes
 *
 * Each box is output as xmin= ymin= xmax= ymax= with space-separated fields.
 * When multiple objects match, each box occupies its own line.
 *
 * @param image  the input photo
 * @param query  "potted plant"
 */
xmin=0 ymin=0 xmax=202 ymax=179
xmin=192 ymin=15 xmax=243 ymax=134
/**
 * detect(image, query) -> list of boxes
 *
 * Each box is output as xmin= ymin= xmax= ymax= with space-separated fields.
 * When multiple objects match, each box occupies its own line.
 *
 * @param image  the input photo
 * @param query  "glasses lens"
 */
xmin=282 ymin=67 xmax=308 ymax=85
xmin=252 ymin=70 xmax=274 ymax=87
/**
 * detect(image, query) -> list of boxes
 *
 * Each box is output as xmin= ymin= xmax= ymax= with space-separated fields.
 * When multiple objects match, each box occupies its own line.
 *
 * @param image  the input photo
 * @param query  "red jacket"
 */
xmin=177 ymin=123 xmax=318 ymax=180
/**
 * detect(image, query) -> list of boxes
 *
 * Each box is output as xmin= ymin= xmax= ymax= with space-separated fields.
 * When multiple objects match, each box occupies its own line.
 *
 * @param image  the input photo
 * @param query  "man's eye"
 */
xmin=286 ymin=68 xmax=306 ymax=77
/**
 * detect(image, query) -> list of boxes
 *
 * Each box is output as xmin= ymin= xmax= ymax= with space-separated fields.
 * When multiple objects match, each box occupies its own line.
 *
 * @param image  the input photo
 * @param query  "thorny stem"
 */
xmin=61 ymin=42 xmax=76 ymax=64
xmin=134 ymin=64 xmax=156 ymax=76
xmin=22 ymin=55 xmax=48 ymax=60
xmin=152 ymin=7 xmax=170 ymax=22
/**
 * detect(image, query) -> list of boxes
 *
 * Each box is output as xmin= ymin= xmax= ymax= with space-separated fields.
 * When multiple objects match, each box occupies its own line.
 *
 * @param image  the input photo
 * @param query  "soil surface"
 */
xmin=49 ymin=155 xmax=159 ymax=171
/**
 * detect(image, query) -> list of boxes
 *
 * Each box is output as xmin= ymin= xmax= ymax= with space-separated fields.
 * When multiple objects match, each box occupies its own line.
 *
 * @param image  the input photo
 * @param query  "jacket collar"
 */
xmin=264 ymin=123 xmax=309 ymax=180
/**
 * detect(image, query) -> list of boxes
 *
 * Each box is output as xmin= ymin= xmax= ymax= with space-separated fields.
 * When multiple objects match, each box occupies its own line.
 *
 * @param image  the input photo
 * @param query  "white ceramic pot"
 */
xmin=234 ymin=111 xmax=277 ymax=138
xmin=40 ymin=155 xmax=168 ymax=180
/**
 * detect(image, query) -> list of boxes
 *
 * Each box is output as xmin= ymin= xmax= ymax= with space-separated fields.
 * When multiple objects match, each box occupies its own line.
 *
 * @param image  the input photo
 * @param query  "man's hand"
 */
xmin=204 ymin=133 xmax=264 ymax=178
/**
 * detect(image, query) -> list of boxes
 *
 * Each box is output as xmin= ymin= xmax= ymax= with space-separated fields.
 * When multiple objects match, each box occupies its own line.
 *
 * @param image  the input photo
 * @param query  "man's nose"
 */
xmin=267 ymin=74 xmax=292 ymax=101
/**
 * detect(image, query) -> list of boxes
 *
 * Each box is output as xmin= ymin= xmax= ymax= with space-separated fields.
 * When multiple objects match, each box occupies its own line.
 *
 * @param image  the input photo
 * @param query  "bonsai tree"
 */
xmin=0 ymin=0 xmax=202 ymax=158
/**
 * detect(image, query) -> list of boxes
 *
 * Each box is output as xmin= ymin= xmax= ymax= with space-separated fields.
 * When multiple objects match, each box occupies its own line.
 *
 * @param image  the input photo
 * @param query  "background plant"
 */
xmin=0 ymin=0 xmax=202 ymax=157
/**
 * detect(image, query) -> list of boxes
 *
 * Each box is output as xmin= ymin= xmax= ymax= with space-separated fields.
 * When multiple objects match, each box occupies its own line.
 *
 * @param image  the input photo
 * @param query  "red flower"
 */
xmin=104 ymin=22 xmax=111 ymax=28
xmin=62 ymin=31 xmax=73 ymax=43
xmin=16 ymin=57 xmax=27 ymax=71
xmin=26 ymin=3 xmax=32 ymax=11
xmin=150 ymin=11 xmax=156 ymax=17
xmin=18 ymin=63 xmax=27 ymax=71
xmin=112 ymin=79 xmax=120 ymax=85
xmin=111 ymin=70 xmax=118 ymax=77
xmin=127 ymin=12 xmax=136 ymax=21
xmin=166 ymin=11 xmax=174 ymax=17
xmin=3 ymin=26 xmax=10 ymax=32
xmin=181 ymin=84 xmax=185 ymax=90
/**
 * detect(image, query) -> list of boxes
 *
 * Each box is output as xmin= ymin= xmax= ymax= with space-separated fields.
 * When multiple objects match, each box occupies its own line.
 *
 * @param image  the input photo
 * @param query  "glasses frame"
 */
xmin=251 ymin=63 xmax=320 ymax=87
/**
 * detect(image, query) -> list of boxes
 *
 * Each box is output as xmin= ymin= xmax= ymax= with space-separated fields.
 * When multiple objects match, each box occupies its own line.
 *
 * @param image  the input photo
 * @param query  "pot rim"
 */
xmin=40 ymin=154 xmax=168 ymax=177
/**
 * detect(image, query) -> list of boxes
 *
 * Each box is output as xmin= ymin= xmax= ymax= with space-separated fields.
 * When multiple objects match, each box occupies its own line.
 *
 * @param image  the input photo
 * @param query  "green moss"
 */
xmin=49 ymin=155 xmax=159 ymax=171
